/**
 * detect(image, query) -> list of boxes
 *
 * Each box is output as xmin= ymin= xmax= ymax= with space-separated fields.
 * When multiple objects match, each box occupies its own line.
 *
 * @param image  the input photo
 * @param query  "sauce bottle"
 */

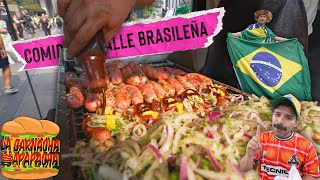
xmin=77 ymin=32 xmax=108 ymax=93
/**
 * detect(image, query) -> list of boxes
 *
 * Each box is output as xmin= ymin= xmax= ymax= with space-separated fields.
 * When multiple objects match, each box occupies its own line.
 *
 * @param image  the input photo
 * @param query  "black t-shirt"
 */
xmin=0 ymin=15 xmax=14 ymax=35
xmin=40 ymin=18 xmax=49 ymax=28
xmin=20 ymin=15 xmax=33 ymax=28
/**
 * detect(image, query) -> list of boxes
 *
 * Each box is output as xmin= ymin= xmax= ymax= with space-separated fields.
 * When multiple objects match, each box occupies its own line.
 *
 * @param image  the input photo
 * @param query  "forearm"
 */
xmin=134 ymin=0 xmax=155 ymax=8
xmin=274 ymin=36 xmax=288 ymax=41
xmin=0 ymin=29 xmax=7 ymax=33
xmin=240 ymin=154 xmax=255 ymax=172
xmin=302 ymin=175 xmax=316 ymax=180
xmin=232 ymin=32 xmax=241 ymax=37
xmin=0 ymin=37 xmax=5 ymax=50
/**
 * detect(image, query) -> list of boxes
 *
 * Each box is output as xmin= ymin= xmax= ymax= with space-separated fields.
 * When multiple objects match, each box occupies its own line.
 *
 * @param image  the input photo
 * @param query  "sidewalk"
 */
xmin=0 ymin=30 xmax=59 ymax=127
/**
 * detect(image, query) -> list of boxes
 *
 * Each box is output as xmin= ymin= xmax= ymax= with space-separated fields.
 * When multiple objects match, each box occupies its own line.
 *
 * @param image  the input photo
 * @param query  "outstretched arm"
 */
xmin=58 ymin=0 xmax=155 ymax=57
xmin=232 ymin=32 xmax=241 ymax=37
xmin=274 ymin=36 xmax=288 ymax=41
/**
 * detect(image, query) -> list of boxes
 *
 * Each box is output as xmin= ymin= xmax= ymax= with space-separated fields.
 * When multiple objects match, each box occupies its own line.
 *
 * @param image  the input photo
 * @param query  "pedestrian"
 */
xmin=0 ymin=35 xmax=18 ymax=94
xmin=240 ymin=94 xmax=320 ymax=179
xmin=58 ymin=0 xmax=155 ymax=57
xmin=39 ymin=14 xmax=51 ymax=36
xmin=0 ymin=16 xmax=15 ymax=64
xmin=54 ymin=14 xmax=63 ymax=34
xmin=0 ymin=9 xmax=17 ymax=41
xmin=12 ymin=14 xmax=24 ymax=40
xmin=232 ymin=10 xmax=287 ymax=42
xmin=19 ymin=10 xmax=36 ymax=39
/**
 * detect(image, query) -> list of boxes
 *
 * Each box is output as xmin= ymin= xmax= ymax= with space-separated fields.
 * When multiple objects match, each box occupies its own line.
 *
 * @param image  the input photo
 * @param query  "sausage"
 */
xmin=108 ymin=66 xmax=123 ymax=85
xmin=114 ymin=89 xmax=131 ymax=110
xmin=105 ymin=60 xmax=125 ymax=69
xmin=65 ymin=77 xmax=81 ymax=90
xmin=128 ymin=61 xmax=148 ymax=83
xmin=147 ymin=81 xmax=167 ymax=98
xmin=164 ymin=67 xmax=187 ymax=76
xmin=79 ymin=73 xmax=89 ymax=89
xmin=185 ymin=73 xmax=213 ymax=89
xmin=123 ymin=85 xmax=143 ymax=105
xmin=84 ymin=93 xmax=102 ymax=112
xmin=142 ymin=64 xmax=168 ymax=80
xmin=69 ymin=86 xmax=85 ymax=102
xmin=155 ymin=68 xmax=168 ymax=80
xmin=67 ymin=94 xmax=83 ymax=109
xmin=104 ymin=70 xmax=111 ymax=84
xmin=81 ymin=116 xmax=93 ymax=135
xmin=177 ymin=75 xmax=196 ymax=90
xmin=121 ymin=65 xmax=140 ymax=86
xmin=104 ymin=90 xmax=116 ymax=107
xmin=137 ymin=83 xmax=157 ymax=103
xmin=67 ymin=86 xmax=84 ymax=109
xmin=65 ymin=72 xmax=78 ymax=80
xmin=90 ymin=128 xmax=112 ymax=141
xmin=167 ymin=76 xmax=185 ymax=94
xmin=158 ymin=79 xmax=175 ymax=97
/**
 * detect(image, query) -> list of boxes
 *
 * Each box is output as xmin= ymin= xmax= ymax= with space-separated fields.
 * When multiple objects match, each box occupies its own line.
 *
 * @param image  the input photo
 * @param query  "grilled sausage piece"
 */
xmin=105 ymin=60 xmax=125 ymax=69
xmin=147 ymin=81 xmax=167 ymax=98
xmin=137 ymin=83 xmax=157 ymax=103
xmin=177 ymin=75 xmax=196 ymax=90
xmin=114 ymin=89 xmax=131 ymax=110
xmin=104 ymin=90 xmax=116 ymax=107
xmin=79 ymin=73 xmax=90 ymax=89
xmin=69 ymin=86 xmax=85 ymax=102
xmin=164 ymin=67 xmax=187 ymax=76
xmin=167 ymin=76 xmax=185 ymax=94
xmin=128 ymin=61 xmax=148 ymax=83
xmin=158 ymin=79 xmax=175 ymax=97
xmin=84 ymin=93 xmax=102 ymax=112
xmin=155 ymin=68 xmax=168 ymax=80
xmin=108 ymin=66 xmax=123 ymax=85
xmin=142 ymin=64 xmax=168 ymax=80
xmin=67 ymin=94 xmax=83 ymax=109
xmin=184 ymin=73 xmax=213 ymax=89
xmin=121 ymin=65 xmax=140 ymax=86
xmin=123 ymin=85 xmax=144 ymax=105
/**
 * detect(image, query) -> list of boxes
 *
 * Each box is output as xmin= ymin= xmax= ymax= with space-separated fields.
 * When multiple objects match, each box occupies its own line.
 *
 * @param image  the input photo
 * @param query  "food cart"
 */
xmin=52 ymin=1 xmax=320 ymax=179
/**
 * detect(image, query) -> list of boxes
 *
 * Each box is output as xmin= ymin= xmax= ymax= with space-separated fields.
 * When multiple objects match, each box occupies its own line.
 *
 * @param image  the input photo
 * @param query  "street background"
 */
xmin=0 ymin=30 xmax=58 ymax=127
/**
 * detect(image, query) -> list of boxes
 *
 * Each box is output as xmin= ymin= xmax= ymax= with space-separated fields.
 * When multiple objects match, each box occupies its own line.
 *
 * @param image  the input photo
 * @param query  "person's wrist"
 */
xmin=245 ymin=153 xmax=255 ymax=159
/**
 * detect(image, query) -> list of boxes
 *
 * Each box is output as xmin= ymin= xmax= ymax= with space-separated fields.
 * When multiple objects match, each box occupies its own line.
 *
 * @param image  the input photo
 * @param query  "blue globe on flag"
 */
xmin=250 ymin=52 xmax=282 ymax=87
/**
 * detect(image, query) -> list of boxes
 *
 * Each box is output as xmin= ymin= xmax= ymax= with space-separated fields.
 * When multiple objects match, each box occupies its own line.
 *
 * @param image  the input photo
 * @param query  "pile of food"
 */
xmin=64 ymin=95 xmax=320 ymax=180
xmin=64 ymin=60 xmax=320 ymax=179
xmin=65 ymin=60 xmax=234 ymax=143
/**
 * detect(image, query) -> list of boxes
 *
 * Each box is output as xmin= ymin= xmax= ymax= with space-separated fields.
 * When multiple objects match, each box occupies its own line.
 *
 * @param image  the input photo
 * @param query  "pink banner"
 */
xmin=10 ymin=35 xmax=64 ymax=71
xmin=9 ymin=8 xmax=225 ymax=71
xmin=107 ymin=8 xmax=225 ymax=59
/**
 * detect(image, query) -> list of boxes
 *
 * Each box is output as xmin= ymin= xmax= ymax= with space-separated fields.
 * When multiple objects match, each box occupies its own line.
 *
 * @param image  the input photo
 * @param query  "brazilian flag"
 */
xmin=227 ymin=33 xmax=311 ymax=101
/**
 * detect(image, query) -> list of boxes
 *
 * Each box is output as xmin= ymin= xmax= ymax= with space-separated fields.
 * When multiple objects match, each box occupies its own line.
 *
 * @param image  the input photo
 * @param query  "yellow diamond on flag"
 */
xmin=236 ymin=47 xmax=302 ymax=93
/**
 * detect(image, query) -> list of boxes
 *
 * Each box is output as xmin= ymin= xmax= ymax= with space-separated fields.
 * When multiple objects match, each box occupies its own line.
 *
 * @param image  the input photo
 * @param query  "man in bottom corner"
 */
xmin=240 ymin=94 xmax=320 ymax=179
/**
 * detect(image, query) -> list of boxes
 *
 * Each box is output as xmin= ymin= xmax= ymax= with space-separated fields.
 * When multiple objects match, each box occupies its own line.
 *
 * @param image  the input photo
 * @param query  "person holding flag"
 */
xmin=240 ymin=94 xmax=320 ymax=180
xmin=232 ymin=10 xmax=287 ymax=42
xmin=227 ymin=10 xmax=312 ymax=101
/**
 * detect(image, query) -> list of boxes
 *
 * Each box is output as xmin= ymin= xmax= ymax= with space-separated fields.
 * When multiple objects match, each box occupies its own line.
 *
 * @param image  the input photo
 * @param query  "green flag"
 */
xmin=226 ymin=33 xmax=312 ymax=101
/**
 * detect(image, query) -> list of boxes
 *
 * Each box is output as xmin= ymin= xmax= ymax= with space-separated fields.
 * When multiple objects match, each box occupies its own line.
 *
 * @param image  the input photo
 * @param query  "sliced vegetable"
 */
xmin=179 ymin=156 xmax=188 ymax=180
xmin=148 ymin=144 xmax=163 ymax=163
xmin=207 ymin=111 xmax=222 ymax=121
xmin=207 ymin=149 xmax=222 ymax=172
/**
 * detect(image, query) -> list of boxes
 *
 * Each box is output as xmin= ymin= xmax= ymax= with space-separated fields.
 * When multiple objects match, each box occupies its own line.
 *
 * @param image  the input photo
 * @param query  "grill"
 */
xmin=54 ymin=49 xmax=250 ymax=179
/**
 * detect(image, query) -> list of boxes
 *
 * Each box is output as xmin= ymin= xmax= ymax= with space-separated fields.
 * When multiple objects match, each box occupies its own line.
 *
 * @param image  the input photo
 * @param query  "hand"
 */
xmin=1 ymin=49 xmax=7 ymax=58
xmin=58 ymin=0 xmax=137 ymax=57
xmin=246 ymin=125 xmax=261 ymax=158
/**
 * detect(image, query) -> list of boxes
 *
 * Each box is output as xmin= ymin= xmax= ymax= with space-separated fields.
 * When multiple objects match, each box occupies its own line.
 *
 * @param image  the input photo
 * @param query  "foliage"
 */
xmin=10 ymin=0 xmax=45 ymax=13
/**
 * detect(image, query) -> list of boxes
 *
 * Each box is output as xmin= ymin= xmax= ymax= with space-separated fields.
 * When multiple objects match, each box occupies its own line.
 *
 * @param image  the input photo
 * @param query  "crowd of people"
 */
xmin=0 ymin=9 xmax=63 ymax=95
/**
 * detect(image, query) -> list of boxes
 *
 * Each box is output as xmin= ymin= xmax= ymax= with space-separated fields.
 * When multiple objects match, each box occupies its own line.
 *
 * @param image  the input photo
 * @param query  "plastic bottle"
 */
xmin=77 ymin=32 xmax=108 ymax=93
